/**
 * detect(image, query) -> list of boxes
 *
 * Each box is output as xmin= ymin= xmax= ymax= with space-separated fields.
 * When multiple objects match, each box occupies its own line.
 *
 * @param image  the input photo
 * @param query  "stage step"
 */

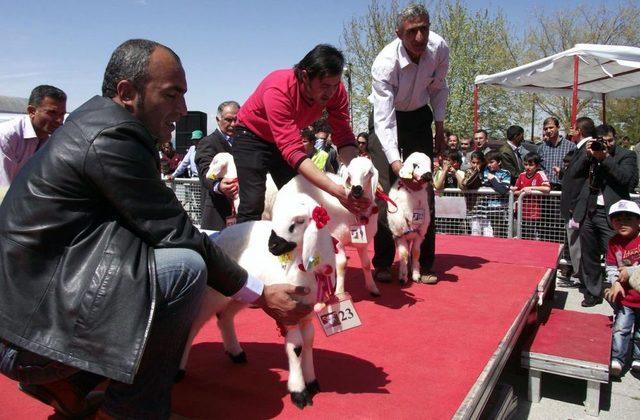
xmin=521 ymin=308 xmax=612 ymax=416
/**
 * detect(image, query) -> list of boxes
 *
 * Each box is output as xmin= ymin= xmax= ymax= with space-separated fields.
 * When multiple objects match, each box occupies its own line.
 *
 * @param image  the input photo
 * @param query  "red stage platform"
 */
xmin=0 ymin=235 xmax=560 ymax=419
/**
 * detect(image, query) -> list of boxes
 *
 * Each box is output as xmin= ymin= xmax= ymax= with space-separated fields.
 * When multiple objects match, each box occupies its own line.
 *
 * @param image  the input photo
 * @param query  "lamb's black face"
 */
xmin=268 ymin=230 xmax=297 ymax=256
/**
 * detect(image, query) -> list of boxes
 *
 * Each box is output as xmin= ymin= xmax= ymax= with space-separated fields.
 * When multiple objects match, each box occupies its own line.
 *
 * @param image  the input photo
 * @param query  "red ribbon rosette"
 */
xmin=312 ymin=206 xmax=330 ymax=229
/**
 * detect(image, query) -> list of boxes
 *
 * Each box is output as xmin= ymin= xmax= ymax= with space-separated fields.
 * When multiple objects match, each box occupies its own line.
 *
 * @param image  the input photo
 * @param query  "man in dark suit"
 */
xmin=559 ymin=117 xmax=595 ymax=289
xmin=499 ymin=125 xmax=525 ymax=184
xmin=570 ymin=123 xmax=638 ymax=306
xmin=195 ymin=100 xmax=240 ymax=230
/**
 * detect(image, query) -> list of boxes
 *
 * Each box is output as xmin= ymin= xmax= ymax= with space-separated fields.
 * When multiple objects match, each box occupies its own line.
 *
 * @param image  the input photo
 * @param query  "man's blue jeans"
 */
xmin=612 ymin=305 xmax=640 ymax=364
xmin=0 ymin=248 xmax=206 ymax=419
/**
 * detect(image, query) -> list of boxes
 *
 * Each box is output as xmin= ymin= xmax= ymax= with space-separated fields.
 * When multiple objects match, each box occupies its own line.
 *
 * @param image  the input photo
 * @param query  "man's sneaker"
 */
xmin=373 ymin=267 xmax=392 ymax=283
xmin=611 ymin=359 xmax=623 ymax=377
xmin=631 ymin=360 xmax=640 ymax=373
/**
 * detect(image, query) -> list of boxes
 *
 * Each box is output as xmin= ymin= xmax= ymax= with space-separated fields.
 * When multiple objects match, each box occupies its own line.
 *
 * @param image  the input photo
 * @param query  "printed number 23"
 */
xmin=339 ymin=308 xmax=354 ymax=321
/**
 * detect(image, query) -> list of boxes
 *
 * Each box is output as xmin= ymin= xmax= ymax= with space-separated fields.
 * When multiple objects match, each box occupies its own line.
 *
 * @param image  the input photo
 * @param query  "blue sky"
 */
xmin=0 ymin=0 xmax=611 ymax=131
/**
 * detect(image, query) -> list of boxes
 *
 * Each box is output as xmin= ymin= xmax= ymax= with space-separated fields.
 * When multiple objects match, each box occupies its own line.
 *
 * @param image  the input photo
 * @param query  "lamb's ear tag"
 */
xmin=349 ymin=225 xmax=367 ymax=244
xmin=278 ymin=252 xmax=293 ymax=269
xmin=316 ymin=298 xmax=362 ymax=337
xmin=305 ymin=255 xmax=320 ymax=271
xmin=411 ymin=209 xmax=425 ymax=228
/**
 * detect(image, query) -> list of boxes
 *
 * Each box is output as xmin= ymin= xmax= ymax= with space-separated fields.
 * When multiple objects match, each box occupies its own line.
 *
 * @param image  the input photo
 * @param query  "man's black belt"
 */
xmin=235 ymin=126 xmax=261 ymax=140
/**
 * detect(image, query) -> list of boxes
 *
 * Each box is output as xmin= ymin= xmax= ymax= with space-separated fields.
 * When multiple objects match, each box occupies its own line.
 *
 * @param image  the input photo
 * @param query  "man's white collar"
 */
xmin=576 ymin=136 xmax=592 ymax=149
xmin=22 ymin=115 xmax=38 ymax=140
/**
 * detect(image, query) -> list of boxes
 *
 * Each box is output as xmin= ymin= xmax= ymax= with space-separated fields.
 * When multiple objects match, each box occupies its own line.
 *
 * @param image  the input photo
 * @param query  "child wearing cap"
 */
xmin=603 ymin=199 xmax=640 ymax=377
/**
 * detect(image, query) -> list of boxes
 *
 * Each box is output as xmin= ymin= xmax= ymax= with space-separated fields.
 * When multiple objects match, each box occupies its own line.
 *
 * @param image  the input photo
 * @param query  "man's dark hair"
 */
xmin=485 ymin=150 xmax=502 ymax=163
xmin=543 ymin=116 xmax=559 ymax=127
xmin=357 ymin=132 xmax=369 ymax=141
xmin=443 ymin=149 xmax=462 ymax=164
xmin=470 ymin=151 xmax=486 ymax=164
xmin=596 ymin=124 xmax=616 ymax=138
xmin=311 ymin=119 xmax=332 ymax=134
xmin=28 ymin=85 xmax=67 ymax=107
xmin=506 ymin=125 xmax=524 ymax=141
xmin=294 ymin=44 xmax=345 ymax=82
xmin=575 ymin=117 xmax=596 ymax=138
xmin=523 ymin=151 xmax=542 ymax=165
xmin=301 ymin=128 xmax=316 ymax=142
xmin=474 ymin=129 xmax=488 ymax=138
xmin=102 ymin=39 xmax=181 ymax=98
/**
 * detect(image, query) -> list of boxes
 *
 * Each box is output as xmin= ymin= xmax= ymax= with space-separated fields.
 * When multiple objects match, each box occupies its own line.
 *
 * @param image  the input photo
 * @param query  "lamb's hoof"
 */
xmin=306 ymin=379 xmax=321 ymax=396
xmin=290 ymin=389 xmax=311 ymax=409
xmin=369 ymin=289 xmax=381 ymax=297
xmin=294 ymin=346 xmax=302 ymax=357
xmin=174 ymin=369 xmax=186 ymax=383
xmin=399 ymin=278 xmax=408 ymax=286
xmin=226 ymin=350 xmax=247 ymax=364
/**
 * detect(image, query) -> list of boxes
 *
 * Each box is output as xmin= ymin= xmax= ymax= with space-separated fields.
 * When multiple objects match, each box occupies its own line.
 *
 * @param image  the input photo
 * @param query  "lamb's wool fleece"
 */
xmin=207 ymin=152 xmax=277 ymax=220
xmin=275 ymin=157 xmax=381 ymax=296
xmin=387 ymin=152 xmax=432 ymax=283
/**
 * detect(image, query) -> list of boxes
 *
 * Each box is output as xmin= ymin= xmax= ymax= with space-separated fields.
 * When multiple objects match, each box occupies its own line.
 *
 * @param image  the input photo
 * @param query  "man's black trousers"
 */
xmin=367 ymin=105 xmax=436 ymax=271
xmin=580 ymin=207 xmax=614 ymax=298
xmin=232 ymin=129 xmax=297 ymax=223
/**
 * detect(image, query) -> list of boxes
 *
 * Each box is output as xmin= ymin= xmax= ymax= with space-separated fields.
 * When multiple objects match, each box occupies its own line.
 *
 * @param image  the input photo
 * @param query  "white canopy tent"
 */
xmin=473 ymin=44 xmax=640 ymax=130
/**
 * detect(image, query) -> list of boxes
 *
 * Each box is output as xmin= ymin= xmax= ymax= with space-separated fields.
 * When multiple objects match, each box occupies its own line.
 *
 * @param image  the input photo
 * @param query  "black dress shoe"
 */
xmin=581 ymin=294 xmax=603 ymax=307
xmin=373 ymin=267 xmax=392 ymax=283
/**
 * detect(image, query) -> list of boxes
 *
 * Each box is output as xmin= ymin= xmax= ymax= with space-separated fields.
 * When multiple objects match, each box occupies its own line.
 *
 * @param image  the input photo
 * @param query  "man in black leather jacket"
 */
xmin=0 ymin=39 xmax=310 ymax=419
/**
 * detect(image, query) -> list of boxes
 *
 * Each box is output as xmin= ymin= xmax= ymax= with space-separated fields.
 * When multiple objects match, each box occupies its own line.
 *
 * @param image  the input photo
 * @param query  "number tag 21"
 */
xmin=316 ymin=298 xmax=362 ymax=336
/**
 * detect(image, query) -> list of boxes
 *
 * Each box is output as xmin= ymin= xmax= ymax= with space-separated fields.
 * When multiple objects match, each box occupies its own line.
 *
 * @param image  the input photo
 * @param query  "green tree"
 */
xmin=434 ymin=0 xmax=526 ymax=138
xmin=341 ymin=0 xmax=400 ymax=132
xmin=608 ymin=98 xmax=640 ymax=143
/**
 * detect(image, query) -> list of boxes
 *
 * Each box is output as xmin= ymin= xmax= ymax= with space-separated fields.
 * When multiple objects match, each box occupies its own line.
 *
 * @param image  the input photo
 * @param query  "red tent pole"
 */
xmin=602 ymin=93 xmax=607 ymax=124
xmin=570 ymin=55 xmax=579 ymax=136
xmin=473 ymin=84 xmax=479 ymax=132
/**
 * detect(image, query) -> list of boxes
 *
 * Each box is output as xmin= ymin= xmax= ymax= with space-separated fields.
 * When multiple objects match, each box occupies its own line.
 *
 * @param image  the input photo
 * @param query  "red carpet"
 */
xmin=527 ymin=309 xmax=612 ymax=365
xmin=0 ymin=235 xmax=559 ymax=419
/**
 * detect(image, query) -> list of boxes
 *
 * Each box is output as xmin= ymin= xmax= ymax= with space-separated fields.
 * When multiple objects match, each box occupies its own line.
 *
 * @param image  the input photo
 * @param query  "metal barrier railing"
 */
xmin=165 ymin=179 xmax=639 ymax=244
xmin=435 ymin=188 xmax=514 ymax=239
xmin=164 ymin=178 xmax=201 ymax=225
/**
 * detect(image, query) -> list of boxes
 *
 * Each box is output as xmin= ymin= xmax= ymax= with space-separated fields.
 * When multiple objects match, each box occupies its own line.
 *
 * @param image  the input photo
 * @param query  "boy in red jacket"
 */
xmin=604 ymin=199 xmax=640 ymax=377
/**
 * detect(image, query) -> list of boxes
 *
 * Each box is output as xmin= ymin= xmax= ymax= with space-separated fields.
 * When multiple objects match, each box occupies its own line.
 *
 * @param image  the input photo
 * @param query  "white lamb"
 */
xmin=206 ymin=152 xmax=277 ymax=220
xmin=387 ymin=152 xmax=433 ymax=284
xmin=276 ymin=156 xmax=381 ymax=296
xmin=181 ymin=194 xmax=336 ymax=409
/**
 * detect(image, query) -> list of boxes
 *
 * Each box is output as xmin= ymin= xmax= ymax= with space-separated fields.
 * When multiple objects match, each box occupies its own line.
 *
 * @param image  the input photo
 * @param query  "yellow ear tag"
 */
xmin=278 ymin=252 xmax=293 ymax=269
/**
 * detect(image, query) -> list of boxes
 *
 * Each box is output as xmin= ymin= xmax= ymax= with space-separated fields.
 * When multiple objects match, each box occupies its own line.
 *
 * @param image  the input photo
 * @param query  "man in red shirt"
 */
xmin=233 ymin=44 xmax=368 ymax=222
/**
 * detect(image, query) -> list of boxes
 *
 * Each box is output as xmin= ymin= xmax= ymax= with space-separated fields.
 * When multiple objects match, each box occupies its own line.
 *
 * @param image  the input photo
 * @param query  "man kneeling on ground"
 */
xmin=0 ymin=39 xmax=311 ymax=419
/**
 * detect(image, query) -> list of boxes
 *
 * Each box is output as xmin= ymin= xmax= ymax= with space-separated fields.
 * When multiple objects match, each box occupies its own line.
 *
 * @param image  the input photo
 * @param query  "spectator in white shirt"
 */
xmin=367 ymin=3 xmax=449 ymax=285
xmin=0 ymin=85 xmax=67 ymax=188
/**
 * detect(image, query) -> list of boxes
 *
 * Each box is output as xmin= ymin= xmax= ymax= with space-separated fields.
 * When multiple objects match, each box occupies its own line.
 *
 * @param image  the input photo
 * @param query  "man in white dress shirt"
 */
xmin=0 ymin=85 xmax=67 ymax=188
xmin=368 ymin=3 xmax=449 ymax=285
